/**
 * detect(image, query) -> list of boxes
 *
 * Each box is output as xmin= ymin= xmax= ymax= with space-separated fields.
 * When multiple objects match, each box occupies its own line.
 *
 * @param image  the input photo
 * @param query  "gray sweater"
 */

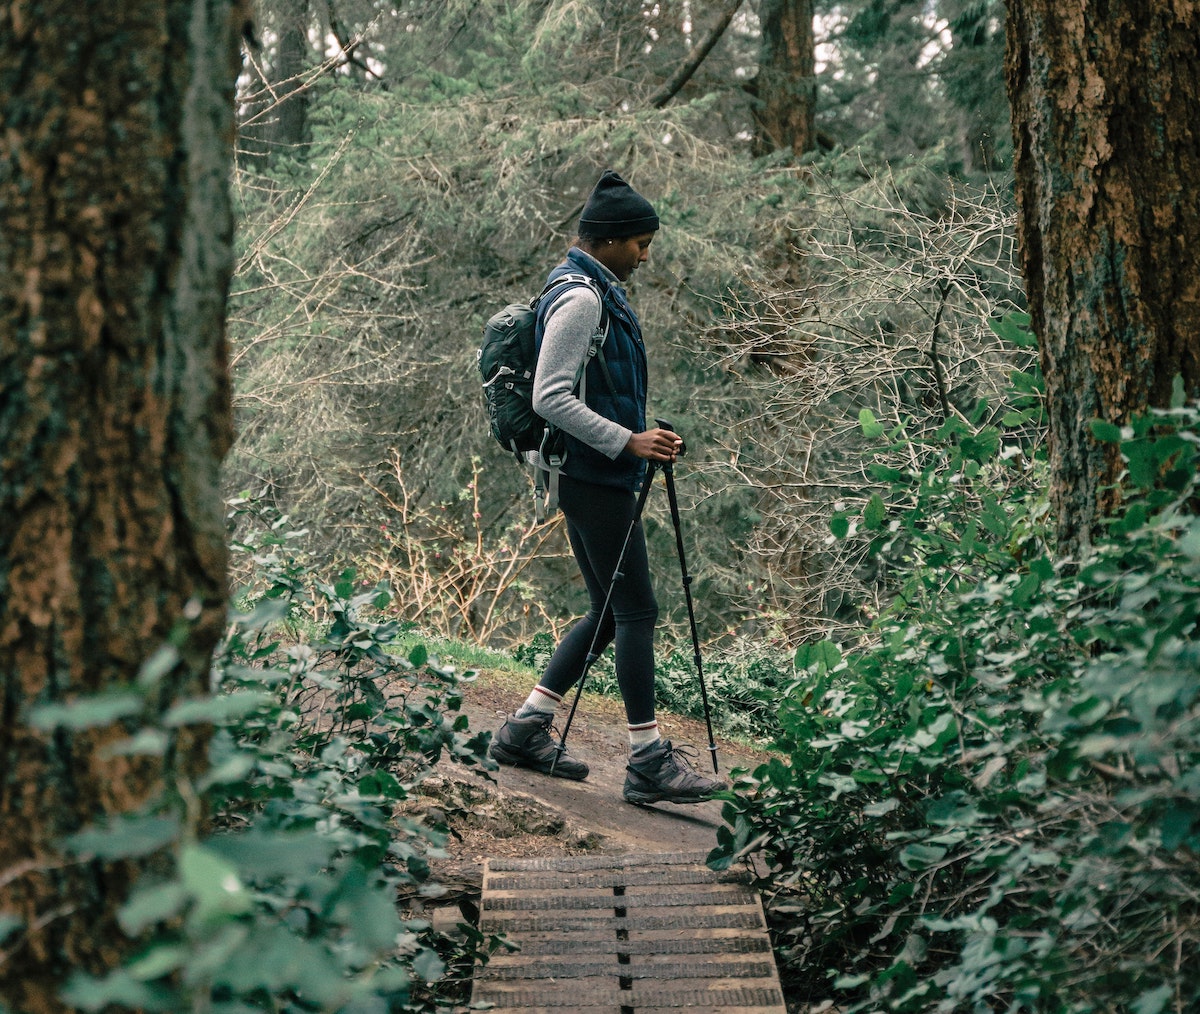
xmin=529 ymin=254 xmax=632 ymax=468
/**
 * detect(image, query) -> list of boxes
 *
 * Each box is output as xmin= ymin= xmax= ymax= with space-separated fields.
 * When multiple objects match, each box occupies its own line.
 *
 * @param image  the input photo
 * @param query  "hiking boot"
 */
xmin=623 ymin=739 xmax=727 ymax=805
xmin=489 ymin=713 xmax=589 ymax=781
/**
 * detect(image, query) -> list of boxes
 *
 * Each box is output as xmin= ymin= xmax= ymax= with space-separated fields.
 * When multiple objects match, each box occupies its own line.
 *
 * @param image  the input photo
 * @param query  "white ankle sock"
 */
xmin=515 ymin=685 xmax=562 ymax=719
xmin=628 ymin=721 xmax=660 ymax=752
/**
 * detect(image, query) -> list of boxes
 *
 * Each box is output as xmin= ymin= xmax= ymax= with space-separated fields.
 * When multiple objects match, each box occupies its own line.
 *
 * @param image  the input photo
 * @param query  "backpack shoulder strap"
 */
xmin=540 ymin=273 xmax=617 ymax=399
xmin=533 ymin=272 xmax=602 ymax=311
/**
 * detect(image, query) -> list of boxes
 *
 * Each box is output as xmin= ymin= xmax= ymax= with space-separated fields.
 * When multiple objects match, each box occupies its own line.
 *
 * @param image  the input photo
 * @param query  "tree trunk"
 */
xmin=0 ymin=3 xmax=240 ymax=1010
xmin=750 ymin=0 xmax=817 ymax=157
xmin=271 ymin=2 xmax=311 ymax=152
xmin=1004 ymin=1 xmax=1200 ymax=553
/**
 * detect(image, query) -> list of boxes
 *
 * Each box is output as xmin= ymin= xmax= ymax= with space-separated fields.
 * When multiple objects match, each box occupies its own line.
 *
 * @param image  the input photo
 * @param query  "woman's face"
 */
xmin=596 ymin=232 xmax=656 ymax=281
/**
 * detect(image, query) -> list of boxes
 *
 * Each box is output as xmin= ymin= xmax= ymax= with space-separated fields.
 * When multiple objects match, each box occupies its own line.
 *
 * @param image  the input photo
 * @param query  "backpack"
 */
xmin=477 ymin=274 xmax=614 ymax=519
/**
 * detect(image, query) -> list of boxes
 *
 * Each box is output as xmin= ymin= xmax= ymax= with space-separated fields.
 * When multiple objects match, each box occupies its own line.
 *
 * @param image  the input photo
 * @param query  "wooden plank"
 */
xmin=471 ymin=851 xmax=786 ymax=1013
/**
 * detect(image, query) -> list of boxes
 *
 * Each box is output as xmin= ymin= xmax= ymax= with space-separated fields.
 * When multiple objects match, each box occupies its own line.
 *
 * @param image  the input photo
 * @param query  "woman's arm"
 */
xmin=532 ymin=286 xmax=632 ymax=459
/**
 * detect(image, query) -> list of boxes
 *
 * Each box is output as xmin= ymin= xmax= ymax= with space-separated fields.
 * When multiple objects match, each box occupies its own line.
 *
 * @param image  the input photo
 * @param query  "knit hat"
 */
xmin=577 ymin=170 xmax=660 ymax=239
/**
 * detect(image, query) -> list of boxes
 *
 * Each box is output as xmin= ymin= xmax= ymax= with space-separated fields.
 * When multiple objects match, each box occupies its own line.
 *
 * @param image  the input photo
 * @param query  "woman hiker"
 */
xmin=488 ymin=169 xmax=726 ymax=806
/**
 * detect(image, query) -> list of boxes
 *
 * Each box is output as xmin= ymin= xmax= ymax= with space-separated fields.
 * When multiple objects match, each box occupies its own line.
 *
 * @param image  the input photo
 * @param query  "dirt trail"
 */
xmin=420 ymin=673 xmax=771 ymax=866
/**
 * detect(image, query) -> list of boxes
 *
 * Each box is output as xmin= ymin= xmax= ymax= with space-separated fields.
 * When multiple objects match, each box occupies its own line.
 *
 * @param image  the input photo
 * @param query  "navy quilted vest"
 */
xmin=536 ymin=248 xmax=648 ymax=491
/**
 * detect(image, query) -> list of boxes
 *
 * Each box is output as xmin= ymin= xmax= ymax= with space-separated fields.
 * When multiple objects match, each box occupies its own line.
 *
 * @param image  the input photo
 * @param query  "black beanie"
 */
xmin=577 ymin=170 xmax=660 ymax=239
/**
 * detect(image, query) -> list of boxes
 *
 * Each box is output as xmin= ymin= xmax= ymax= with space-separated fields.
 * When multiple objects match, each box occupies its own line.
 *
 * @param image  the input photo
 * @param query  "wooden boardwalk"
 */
xmin=471 ymin=850 xmax=786 ymax=1013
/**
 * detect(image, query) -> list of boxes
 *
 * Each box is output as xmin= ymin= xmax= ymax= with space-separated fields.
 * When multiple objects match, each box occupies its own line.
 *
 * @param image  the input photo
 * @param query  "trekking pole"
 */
xmin=656 ymin=420 xmax=720 ymax=774
xmin=551 ymin=460 xmax=659 ymax=775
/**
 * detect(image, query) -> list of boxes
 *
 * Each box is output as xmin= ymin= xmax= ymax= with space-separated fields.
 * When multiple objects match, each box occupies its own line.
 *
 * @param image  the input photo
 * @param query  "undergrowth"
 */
xmin=711 ymin=363 xmax=1200 ymax=1011
xmin=36 ymin=500 xmax=501 ymax=1013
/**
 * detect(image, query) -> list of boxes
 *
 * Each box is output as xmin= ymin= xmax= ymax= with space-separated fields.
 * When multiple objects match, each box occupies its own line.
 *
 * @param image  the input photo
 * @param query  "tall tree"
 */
xmin=0 ymin=3 xmax=241 ymax=1009
xmin=271 ymin=1 xmax=312 ymax=152
xmin=750 ymin=0 xmax=817 ymax=156
xmin=1004 ymin=1 xmax=1200 ymax=552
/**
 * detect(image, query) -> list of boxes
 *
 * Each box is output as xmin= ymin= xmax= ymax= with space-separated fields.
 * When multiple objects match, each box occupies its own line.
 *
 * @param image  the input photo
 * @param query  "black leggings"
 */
xmin=537 ymin=474 xmax=659 ymax=727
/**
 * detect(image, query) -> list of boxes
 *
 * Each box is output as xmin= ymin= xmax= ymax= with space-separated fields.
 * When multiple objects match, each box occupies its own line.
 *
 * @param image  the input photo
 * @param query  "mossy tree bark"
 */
xmin=0 ymin=3 xmax=241 ymax=1010
xmin=1004 ymin=1 xmax=1200 ymax=553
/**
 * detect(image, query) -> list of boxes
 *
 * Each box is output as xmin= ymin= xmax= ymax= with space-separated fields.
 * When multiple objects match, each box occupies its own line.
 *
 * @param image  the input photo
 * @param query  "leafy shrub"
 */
xmin=711 ymin=381 xmax=1200 ymax=1011
xmin=654 ymin=642 xmax=794 ymax=742
xmin=42 ymin=499 xmax=498 ymax=1013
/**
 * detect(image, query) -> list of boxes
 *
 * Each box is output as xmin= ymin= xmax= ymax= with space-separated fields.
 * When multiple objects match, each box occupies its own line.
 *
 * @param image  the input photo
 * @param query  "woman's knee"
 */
xmin=614 ymin=604 xmax=658 ymax=625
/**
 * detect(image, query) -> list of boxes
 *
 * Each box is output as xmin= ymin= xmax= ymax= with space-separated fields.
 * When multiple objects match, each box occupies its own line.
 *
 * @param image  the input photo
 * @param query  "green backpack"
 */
xmin=477 ymin=273 xmax=612 ymax=459
xmin=477 ymin=273 xmax=614 ymax=519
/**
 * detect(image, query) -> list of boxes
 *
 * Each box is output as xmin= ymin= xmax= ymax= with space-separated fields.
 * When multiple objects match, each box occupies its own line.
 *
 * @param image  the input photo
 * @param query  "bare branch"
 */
xmin=647 ymin=0 xmax=747 ymax=109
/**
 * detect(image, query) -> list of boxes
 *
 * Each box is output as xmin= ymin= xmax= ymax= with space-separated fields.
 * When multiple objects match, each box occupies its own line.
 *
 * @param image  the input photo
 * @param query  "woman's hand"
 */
xmin=625 ymin=427 xmax=684 ymax=462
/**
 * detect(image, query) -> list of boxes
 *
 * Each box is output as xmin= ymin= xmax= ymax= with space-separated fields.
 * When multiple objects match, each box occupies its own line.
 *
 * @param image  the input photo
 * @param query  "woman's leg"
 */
xmin=535 ymin=477 xmax=658 ymax=733
xmin=491 ymin=476 xmax=657 ymax=780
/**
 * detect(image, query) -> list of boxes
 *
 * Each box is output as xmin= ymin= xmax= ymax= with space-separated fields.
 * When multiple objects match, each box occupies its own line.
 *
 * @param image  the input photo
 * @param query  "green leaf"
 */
xmin=980 ymin=498 xmax=1010 ymax=538
xmin=1161 ymin=803 xmax=1198 ymax=851
xmin=1170 ymin=374 xmax=1186 ymax=409
xmin=862 ymin=493 xmax=886 ymax=531
xmin=988 ymin=312 xmax=1035 ymax=347
xmin=959 ymin=519 xmax=979 ymax=556
xmin=59 ymin=970 xmax=167 ymax=1012
xmin=336 ymin=868 xmax=405 ymax=951
xmin=1009 ymin=368 xmax=1044 ymax=394
xmin=163 ymin=691 xmax=270 ymax=727
xmin=0 ymin=914 xmax=22 ymax=945
xmin=1132 ymin=984 xmax=1174 ymax=1014
xmin=179 ymin=844 xmax=252 ymax=922
xmin=926 ymin=792 xmax=979 ymax=827
xmin=960 ymin=427 xmax=1000 ymax=464
xmin=859 ymin=408 xmax=884 ymax=438
xmin=867 ymin=463 xmax=907 ymax=483
xmin=102 ymin=729 xmax=169 ymax=758
xmin=64 ymin=814 xmax=180 ymax=860
xmin=794 ymin=640 xmax=841 ymax=672
xmin=119 ymin=883 xmax=188 ymax=934
xmin=1090 ymin=419 xmax=1123 ymax=443
xmin=126 ymin=944 xmax=188 ymax=982
xmin=30 ymin=691 xmax=144 ymax=731
xmin=408 ymin=643 xmax=429 ymax=667
xmin=137 ymin=646 xmax=180 ymax=687
xmin=830 ymin=513 xmax=851 ymax=539
xmin=358 ymin=770 xmax=405 ymax=800
xmin=198 ymin=752 xmax=257 ymax=790
xmin=412 ymin=947 xmax=446 ymax=983
xmin=1011 ymin=571 xmax=1041 ymax=608
xmin=206 ymin=829 xmax=332 ymax=881
xmin=1125 ymin=438 xmax=1159 ymax=488
xmin=899 ymin=843 xmax=947 ymax=871
xmin=335 ymin=567 xmax=357 ymax=598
